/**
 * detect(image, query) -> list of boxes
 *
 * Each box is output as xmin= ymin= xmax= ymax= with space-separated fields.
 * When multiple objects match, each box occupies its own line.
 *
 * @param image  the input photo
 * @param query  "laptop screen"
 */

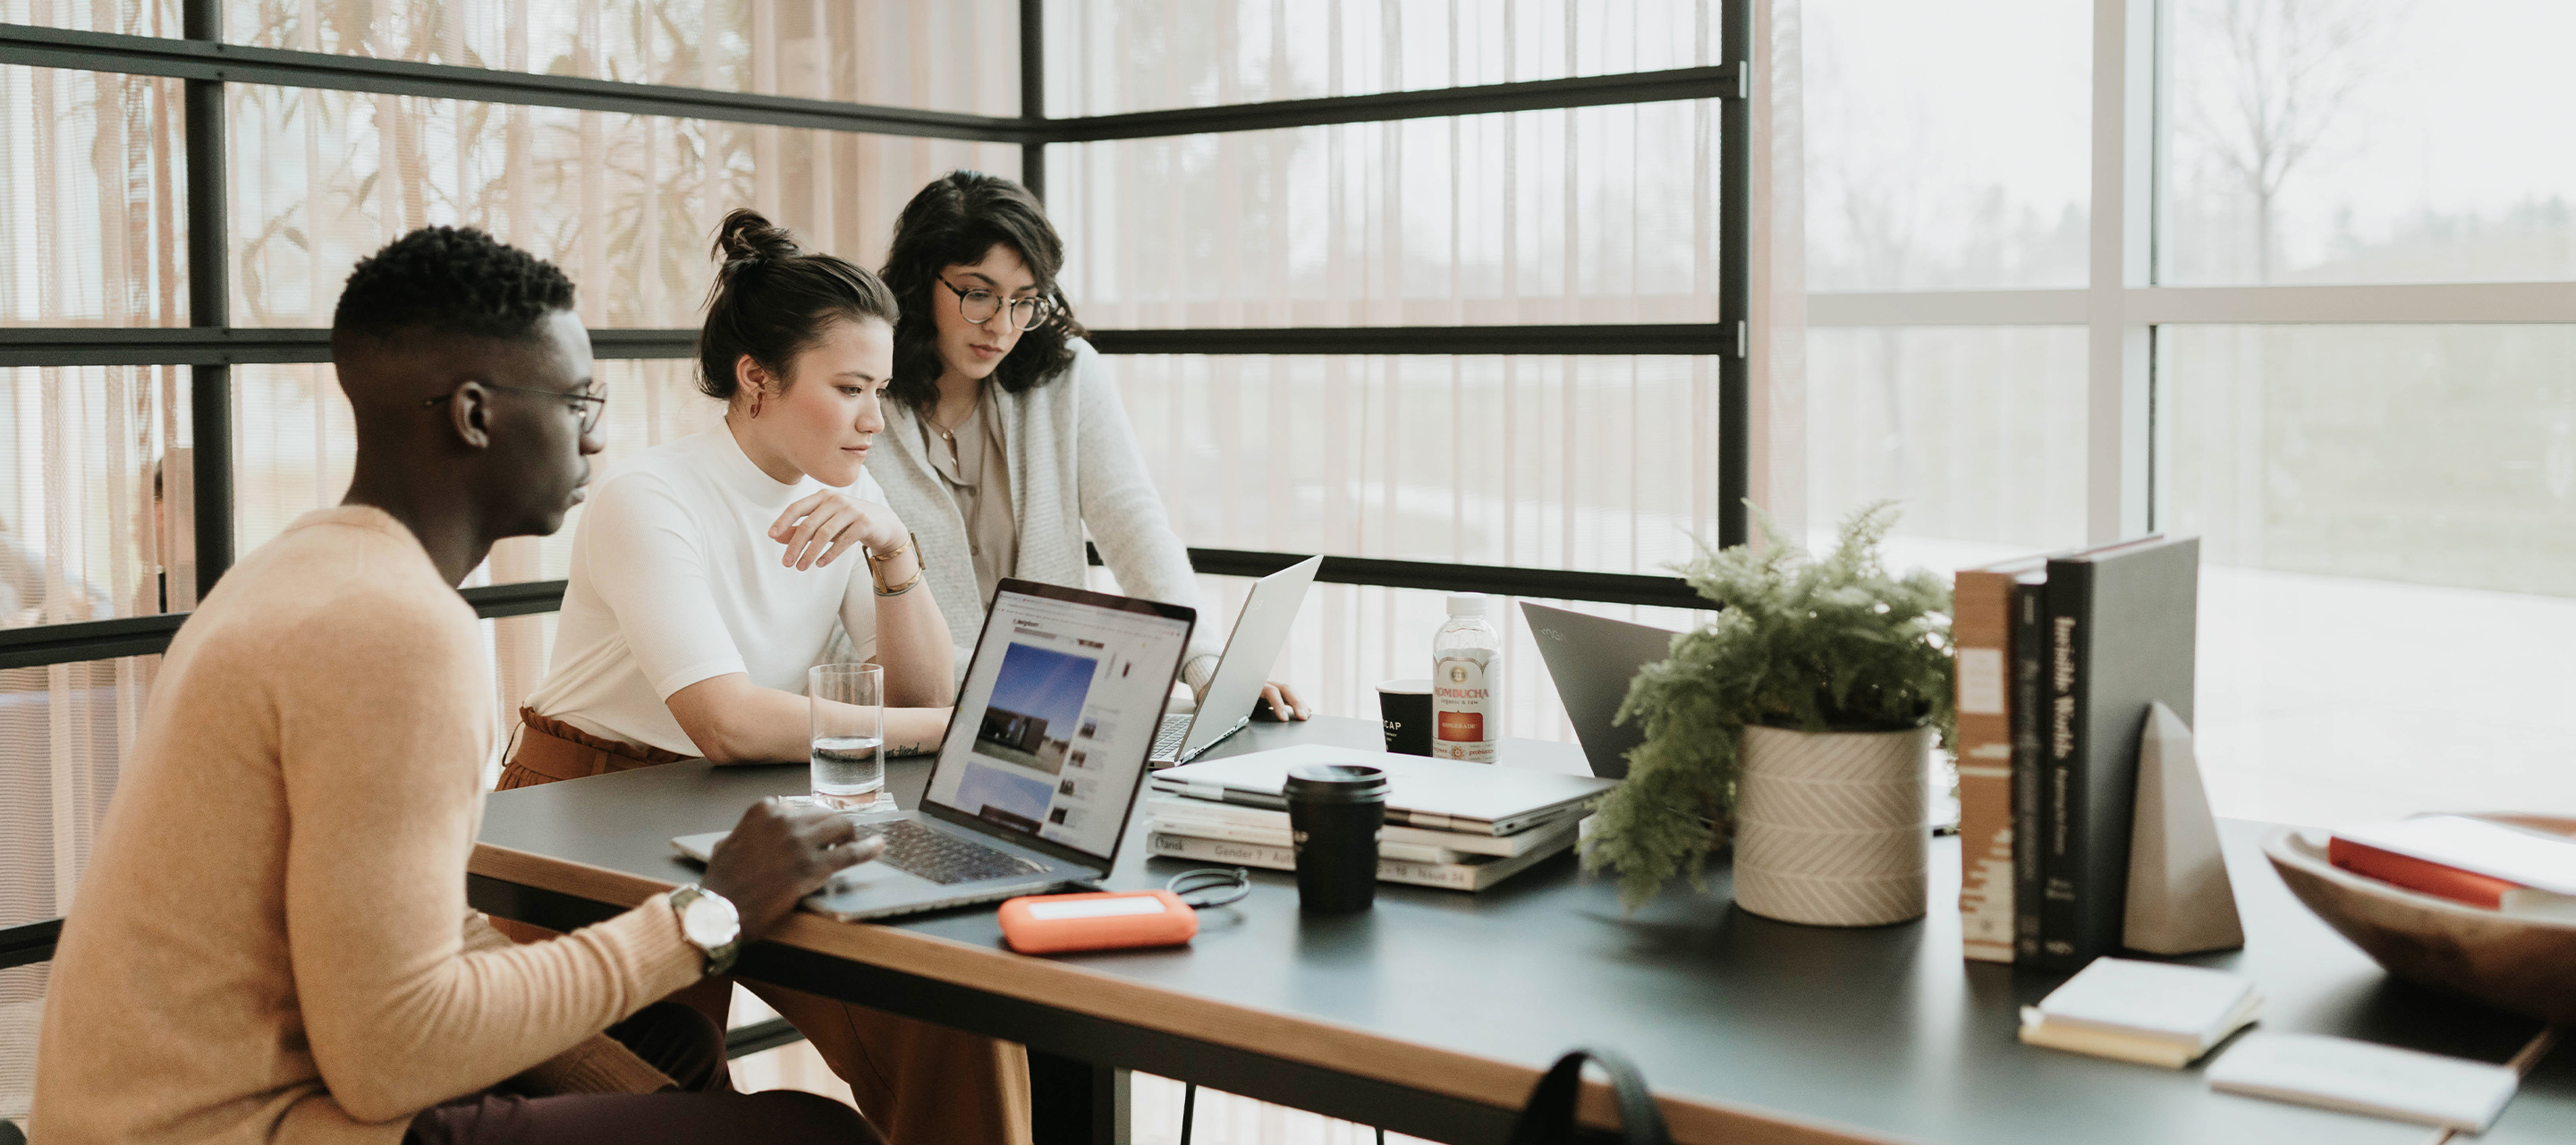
xmin=925 ymin=581 xmax=1194 ymax=861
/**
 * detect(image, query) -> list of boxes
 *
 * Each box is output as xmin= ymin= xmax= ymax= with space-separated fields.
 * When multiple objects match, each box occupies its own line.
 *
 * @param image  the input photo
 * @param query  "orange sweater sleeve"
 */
xmin=275 ymin=572 xmax=703 ymax=1124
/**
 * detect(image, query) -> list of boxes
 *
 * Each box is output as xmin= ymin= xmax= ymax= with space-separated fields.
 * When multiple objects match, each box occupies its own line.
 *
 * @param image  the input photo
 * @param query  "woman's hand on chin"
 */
xmin=769 ymin=491 xmax=905 ymax=571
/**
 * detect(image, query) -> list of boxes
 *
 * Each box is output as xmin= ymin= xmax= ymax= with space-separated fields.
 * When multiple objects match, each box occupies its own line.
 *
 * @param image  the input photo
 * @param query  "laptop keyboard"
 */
xmin=852 ymin=820 xmax=1044 ymax=886
xmin=1148 ymin=713 xmax=1193 ymax=762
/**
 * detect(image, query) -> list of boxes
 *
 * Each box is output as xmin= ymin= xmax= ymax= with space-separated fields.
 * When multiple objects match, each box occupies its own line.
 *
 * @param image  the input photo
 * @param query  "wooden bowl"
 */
xmin=2263 ymin=817 xmax=2576 ymax=1024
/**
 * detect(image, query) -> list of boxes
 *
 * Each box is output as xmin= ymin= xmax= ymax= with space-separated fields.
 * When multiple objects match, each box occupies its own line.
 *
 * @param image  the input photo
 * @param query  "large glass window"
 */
xmin=222 ymin=0 xmax=1020 ymax=114
xmin=1803 ymin=327 xmax=2089 ymax=565
xmin=1046 ymin=0 xmax=1721 ymax=115
xmin=1109 ymin=353 xmax=1721 ymax=572
xmin=1046 ymin=102 xmax=1718 ymax=328
xmin=2162 ymin=0 xmax=2576 ymax=284
xmin=0 ymin=66 xmax=188 ymax=327
xmin=2164 ymin=325 xmax=2576 ymax=825
xmin=2162 ymin=324 xmax=2576 ymax=593
xmin=2 ymin=649 xmax=149 ymax=1119
xmin=0 ymin=0 xmax=173 ymax=34
xmin=228 ymin=86 xmax=1016 ymax=327
xmin=1802 ymin=0 xmax=2091 ymax=291
xmin=1 ymin=366 xmax=190 ymax=624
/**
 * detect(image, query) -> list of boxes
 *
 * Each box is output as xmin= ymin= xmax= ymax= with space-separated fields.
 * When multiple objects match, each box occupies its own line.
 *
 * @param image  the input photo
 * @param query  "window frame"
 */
xmin=0 ymin=0 xmax=1756 ymax=673
xmin=1802 ymin=0 xmax=2576 ymax=544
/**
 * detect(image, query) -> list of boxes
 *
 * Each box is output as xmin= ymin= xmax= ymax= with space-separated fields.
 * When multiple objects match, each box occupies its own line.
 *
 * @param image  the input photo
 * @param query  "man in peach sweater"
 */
xmin=33 ymin=228 xmax=889 ymax=1143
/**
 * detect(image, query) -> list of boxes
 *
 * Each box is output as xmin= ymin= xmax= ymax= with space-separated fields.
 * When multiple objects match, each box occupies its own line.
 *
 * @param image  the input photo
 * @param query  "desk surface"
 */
xmin=470 ymin=717 xmax=2572 ymax=1145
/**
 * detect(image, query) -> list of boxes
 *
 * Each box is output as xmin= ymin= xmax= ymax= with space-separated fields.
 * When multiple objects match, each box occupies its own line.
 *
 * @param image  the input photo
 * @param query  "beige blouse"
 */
xmin=920 ymin=386 xmax=1018 ymax=604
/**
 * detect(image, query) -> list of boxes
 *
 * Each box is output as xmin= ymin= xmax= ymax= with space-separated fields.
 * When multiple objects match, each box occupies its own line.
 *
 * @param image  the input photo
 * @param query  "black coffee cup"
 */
xmin=1375 ymin=678 xmax=1433 ymax=755
xmin=1284 ymin=763 xmax=1388 ymax=913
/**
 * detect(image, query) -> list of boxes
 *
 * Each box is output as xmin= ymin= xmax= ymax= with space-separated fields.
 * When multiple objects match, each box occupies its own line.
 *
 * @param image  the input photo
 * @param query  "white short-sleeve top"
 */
xmin=527 ymin=428 xmax=887 ymax=756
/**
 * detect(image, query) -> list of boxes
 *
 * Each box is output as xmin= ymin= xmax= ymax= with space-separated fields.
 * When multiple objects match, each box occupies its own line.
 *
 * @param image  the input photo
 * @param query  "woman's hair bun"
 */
xmin=695 ymin=208 xmax=900 ymax=403
xmin=712 ymin=208 xmax=801 ymax=267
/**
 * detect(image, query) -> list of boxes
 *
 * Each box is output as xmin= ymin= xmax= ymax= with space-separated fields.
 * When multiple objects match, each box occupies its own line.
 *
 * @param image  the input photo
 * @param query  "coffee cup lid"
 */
xmin=1284 ymin=763 xmax=1389 ymax=803
xmin=1375 ymin=678 xmax=1431 ymax=694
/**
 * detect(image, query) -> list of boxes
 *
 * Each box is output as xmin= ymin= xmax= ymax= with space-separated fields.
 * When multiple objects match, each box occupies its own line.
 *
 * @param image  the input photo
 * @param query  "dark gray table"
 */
xmin=468 ymin=717 xmax=2572 ymax=1145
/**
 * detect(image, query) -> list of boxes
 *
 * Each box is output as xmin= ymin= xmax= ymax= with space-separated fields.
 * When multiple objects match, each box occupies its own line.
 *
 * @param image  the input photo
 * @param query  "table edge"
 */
xmin=467 ymin=840 xmax=1915 ymax=1145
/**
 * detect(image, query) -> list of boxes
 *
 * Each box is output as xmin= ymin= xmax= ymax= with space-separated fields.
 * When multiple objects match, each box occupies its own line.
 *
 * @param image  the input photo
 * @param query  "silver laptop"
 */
xmin=674 ymin=578 xmax=1195 ymax=920
xmin=1148 ymin=555 xmax=1322 ymax=768
xmin=1521 ymin=602 xmax=1677 ymax=780
xmin=1149 ymin=744 xmax=1617 ymax=836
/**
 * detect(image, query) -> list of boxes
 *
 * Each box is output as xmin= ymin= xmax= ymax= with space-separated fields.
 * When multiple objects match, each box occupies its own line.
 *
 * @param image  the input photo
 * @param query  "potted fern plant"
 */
xmin=1584 ymin=503 xmax=1955 ymax=925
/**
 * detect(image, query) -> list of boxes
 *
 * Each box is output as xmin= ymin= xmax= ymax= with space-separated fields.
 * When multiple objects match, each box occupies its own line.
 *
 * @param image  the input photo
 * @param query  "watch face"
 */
xmin=681 ymin=892 xmax=739 ymax=948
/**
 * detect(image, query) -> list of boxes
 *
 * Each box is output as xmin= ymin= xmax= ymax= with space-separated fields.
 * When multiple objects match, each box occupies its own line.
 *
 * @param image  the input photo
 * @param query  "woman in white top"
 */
xmin=511 ymin=213 xmax=950 ymax=775
xmin=868 ymin=171 xmax=1307 ymax=720
xmin=504 ymin=212 xmax=1029 ymax=1145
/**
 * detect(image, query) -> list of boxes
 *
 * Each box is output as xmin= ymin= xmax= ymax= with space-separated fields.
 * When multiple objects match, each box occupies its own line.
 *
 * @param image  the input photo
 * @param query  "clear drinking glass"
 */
xmin=808 ymin=663 xmax=886 ymax=810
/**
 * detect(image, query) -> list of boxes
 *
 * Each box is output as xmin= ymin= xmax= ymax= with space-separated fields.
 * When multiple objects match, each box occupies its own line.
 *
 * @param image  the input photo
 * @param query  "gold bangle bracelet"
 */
xmin=864 ymin=530 xmax=917 ymax=565
xmin=874 ymin=564 xmax=925 ymax=597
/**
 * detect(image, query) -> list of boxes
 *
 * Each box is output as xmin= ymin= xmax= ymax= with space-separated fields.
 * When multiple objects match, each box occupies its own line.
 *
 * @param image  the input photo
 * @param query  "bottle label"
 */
xmin=1432 ymin=650 xmax=1497 ymax=762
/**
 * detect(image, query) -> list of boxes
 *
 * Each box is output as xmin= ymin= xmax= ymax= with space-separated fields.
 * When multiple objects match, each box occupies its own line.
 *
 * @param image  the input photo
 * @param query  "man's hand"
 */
xmin=768 ymin=490 xmax=905 ymax=572
xmin=699 ymin=798 xmax=886 ymax=942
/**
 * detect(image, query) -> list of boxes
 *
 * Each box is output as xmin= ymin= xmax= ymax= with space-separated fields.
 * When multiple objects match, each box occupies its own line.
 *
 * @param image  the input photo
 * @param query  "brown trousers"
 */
xmin=496 ymin=708 xmax=1034 ymax=1145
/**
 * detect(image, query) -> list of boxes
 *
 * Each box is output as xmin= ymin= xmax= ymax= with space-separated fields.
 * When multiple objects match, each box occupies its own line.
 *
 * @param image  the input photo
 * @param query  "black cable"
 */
xmin=1165 ymin=866 xmax=1250 ymax=909
xmin=1180 ymin=1081 xmax=1198 ymax=1145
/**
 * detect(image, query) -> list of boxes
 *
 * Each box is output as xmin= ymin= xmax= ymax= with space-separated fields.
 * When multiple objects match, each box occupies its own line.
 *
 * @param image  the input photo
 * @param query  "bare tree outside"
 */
xmin=2175 ymin=0 xmax=2401 ymax=283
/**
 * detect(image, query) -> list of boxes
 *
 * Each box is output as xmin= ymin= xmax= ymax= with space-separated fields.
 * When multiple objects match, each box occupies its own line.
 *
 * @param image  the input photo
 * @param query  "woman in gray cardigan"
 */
xmin=864 ymin=171 xmax=1306 ymax=721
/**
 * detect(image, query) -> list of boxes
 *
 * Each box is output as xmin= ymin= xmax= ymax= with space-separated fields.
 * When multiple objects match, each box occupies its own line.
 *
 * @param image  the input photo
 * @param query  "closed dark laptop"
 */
xmin=674 ymin=579 xmax=1194 ymax=920
xmin=1520 ymin=602 xmax=1677 ymax=780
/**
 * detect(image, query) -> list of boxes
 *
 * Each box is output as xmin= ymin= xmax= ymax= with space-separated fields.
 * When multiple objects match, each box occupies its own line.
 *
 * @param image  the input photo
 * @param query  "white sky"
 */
xmin=1804 ymin=0 xmax=2576 ymax=277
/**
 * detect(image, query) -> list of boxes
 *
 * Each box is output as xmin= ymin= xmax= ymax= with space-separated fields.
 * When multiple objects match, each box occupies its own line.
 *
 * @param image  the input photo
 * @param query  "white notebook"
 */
xmin=2018 ymin=957 xmax=2261 ymax=1068
xmin=2206 ymin=1032 xmax=2521 ymax=1132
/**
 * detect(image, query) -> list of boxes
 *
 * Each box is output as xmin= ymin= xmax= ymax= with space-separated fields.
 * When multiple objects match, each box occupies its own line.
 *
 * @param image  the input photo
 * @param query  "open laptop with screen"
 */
xmin=1148 ymin=554 xmax=1322 ymax=768
xmin=673 ymin=578 xmax=1195 ymax=920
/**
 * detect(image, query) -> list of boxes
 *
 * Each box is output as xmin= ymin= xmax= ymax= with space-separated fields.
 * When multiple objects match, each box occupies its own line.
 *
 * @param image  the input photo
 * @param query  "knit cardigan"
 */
xmin=869 ymin=338 xmax=1221 ymax=689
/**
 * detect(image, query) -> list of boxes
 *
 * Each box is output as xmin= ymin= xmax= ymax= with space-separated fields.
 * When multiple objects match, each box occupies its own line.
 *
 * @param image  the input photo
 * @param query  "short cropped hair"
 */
xmin=331 ymin=225 xmax=576 ymax=344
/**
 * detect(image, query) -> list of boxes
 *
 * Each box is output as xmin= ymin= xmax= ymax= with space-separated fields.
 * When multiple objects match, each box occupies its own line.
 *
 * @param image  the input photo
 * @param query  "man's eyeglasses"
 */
xmin=423 ymin=382 xmax=608 ymax=435
xmin=938 ymin=277 xmax=1056 ymax=333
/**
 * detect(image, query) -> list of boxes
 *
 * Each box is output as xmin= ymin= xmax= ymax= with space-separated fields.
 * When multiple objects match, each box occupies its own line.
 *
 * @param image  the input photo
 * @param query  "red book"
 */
xmin=2328 ymin=835 xmax=2525 ymax=909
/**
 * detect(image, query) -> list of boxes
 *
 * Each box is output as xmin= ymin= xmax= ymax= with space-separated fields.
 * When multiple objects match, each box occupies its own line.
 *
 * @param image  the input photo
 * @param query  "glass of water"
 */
xmin=808 ymin=663 xmax=885 ymax=810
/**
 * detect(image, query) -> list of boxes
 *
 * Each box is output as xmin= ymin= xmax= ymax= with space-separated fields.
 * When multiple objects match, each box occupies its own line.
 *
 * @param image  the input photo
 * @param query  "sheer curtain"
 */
xmin=0 ymin=1 xmax=1809 ymax=1133
xmin=1041 ymin=3 xmax=1800 ymax=1141
xmin=219 ymin=0 xmax=1021 ymax=759
xmin=0 ymin=41 xmax=190 ymax=1123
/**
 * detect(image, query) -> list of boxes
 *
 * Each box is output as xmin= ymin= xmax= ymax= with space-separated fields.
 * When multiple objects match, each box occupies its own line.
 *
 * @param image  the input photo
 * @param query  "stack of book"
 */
xmin=1953 ymin=535 xmax=2202 ymax=970
xmin=2329 ymin=816 xmax=2576 ymax=920
xmin=1140 ymin=746 xmax=1609 ymax=893
xmin=1142 ymin=795 xmax=1584 ymax=892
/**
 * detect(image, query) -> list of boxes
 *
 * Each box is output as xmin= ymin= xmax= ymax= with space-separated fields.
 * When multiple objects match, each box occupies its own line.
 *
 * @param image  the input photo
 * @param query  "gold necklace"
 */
xmin=927 ymin=394 xmax=976 ymax=446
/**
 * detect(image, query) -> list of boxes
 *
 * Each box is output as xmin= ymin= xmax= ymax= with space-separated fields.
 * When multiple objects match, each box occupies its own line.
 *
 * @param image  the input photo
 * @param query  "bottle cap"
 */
xmin=1445 ymin=592 xmax=1489 ymax=615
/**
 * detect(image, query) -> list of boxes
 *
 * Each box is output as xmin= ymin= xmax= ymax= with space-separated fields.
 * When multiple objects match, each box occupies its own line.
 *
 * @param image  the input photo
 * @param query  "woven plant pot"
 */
xmin=1732 ymin=724 xmax=1931 ymax=927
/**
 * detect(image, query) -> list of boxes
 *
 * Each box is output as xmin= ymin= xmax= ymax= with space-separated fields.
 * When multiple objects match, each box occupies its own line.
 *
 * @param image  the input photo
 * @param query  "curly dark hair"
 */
xmin=880 ymin=171 xmax=1087 ymax=410
xmin=698 ymin=208 xmax=901 ymax=401
xmin=330 ymin=225 xmax=575 ymax=344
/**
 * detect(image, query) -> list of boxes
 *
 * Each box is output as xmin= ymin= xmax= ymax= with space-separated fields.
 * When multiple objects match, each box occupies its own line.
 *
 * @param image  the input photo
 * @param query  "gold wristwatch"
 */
xmin=667 ymin=885 xmax=741 ymax=977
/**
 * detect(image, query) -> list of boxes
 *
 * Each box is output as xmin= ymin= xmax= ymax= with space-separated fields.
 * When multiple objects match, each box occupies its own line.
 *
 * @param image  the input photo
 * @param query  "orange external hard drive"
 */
xmin=997 ymin=889 xmax=1198 ymax=954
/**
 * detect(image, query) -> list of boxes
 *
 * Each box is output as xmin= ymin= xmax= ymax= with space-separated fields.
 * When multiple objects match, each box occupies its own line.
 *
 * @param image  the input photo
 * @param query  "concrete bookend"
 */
xmin=2124 ymin=701 xmax=2243 ymax=954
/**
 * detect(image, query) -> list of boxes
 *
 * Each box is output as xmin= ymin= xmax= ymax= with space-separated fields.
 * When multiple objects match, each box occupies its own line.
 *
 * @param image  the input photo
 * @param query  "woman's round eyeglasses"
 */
xmin=423 ymin=382 xmax=607 ymax=435
xmin=939 ymin=277 xmax=1056 ymax=332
